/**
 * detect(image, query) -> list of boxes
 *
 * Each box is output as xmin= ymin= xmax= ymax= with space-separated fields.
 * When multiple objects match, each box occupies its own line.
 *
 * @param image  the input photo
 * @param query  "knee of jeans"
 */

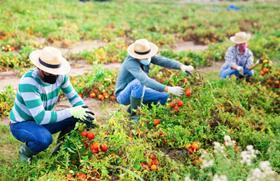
xmin=38 ymin=133 xmax=53 ymax=149
xmin=220 ymin=71 xmax=227 ymax=79
xmin=131 ymin=81 xmax=144 ymax=98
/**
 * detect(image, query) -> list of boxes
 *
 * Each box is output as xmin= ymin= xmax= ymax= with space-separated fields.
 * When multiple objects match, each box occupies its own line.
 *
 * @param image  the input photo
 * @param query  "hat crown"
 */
xmin=235 ymin=32 xmax=248 ymax=41
xmin=40 ymin=47 xmax=62 ymax=65
xmin=134 ymin=39 xmax=151 ymax=53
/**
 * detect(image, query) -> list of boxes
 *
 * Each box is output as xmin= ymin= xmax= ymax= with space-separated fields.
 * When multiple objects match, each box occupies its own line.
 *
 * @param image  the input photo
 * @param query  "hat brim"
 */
xmin=29 ymin=50 xmax=71 ymax=75
xmin=230 ymin=34 xmax=251 ymax=44
xmin=127 ymin=42 xmax=158 ymax=60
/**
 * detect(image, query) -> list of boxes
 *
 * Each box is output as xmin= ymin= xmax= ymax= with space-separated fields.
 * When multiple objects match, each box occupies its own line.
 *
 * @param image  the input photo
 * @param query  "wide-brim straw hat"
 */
xmin=230 ymin=32 xmax=251 ymax=44
xmin=29 ymin=46 xmax=71 ymax=75
xmin=127 ymin=39 xmax=158 ymax=60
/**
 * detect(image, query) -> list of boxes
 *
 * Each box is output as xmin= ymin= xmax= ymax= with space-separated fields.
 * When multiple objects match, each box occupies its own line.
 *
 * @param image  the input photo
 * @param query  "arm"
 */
xmin=246 ymin=52 xmax=255 ymax=70
xmin=19 ymin=79 xmax=72 ymax=125
xmin=151 ymin=55 xmax=183 ymax=70
xmin=126 ymin=60 xmax=166 ymax=92
xmin=61 ymin=75 xmax=85 ymax=107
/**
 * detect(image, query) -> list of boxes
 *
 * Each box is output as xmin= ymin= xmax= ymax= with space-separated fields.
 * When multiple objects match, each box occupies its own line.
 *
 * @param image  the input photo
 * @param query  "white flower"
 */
xmin=184 ymin=176 xmax=194 ymax=181
xmin=224 ymin=135 xmax=231 ymax=142
xmin=246 ymin=145 xmax=254 ymax=151
xmin=240 ymin=145 xmax=259 ymax=165
xmin=224 ymin=135 xmax=236 ymax=147
xmin=213 ymin=174 xmax=228 ymax=181
xmin=247 ymin=161 xmax=279 ymax=181
xmin=214 ymin=142 xmax=225 ymax=153
xmin=202 ymin=159 xmax=214 ymax=169
xmin=259 ymin=161 xmax=272 ymax=172
xmin=247 ymin=168 xmax=264 ymax=181
xmin=200 ymin=151 xmax=214 ymax=169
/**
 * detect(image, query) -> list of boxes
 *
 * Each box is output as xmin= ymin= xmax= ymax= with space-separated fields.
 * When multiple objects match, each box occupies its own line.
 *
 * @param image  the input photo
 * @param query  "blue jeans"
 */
xmin=10 ymin=117 xmax=76 ymax=154
xmin=220 ymin=68 xmax=254 ymax=79
xmin=116 ymin=79 xmax=169 ymax=105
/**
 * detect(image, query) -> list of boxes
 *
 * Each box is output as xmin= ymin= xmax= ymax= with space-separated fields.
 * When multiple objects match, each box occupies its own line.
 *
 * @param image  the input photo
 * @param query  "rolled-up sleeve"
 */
xmin=151 ymin=55 xmax=182 ymax=69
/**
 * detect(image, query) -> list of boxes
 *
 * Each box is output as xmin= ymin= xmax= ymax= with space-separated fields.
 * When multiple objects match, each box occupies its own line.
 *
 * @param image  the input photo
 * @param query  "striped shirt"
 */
xmin=10 ymin=68 xmax=84 ymax=125
xmin=221 ymin=46 xmax=254 ymax=71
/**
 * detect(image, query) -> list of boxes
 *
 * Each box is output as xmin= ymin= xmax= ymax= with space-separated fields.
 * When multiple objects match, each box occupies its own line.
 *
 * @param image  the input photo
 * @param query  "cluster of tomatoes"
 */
xmin=168 ymin=88 xmax=192 ymax=112
xmin=89 ymin=88 xmax=116 ymax=102
xmin=81 ymin=131 xmax=108 ymax=154
xmin=140 ymin=153 xmax=160 ymax=171
xmin=185 ymin=141 xmax=200 ymax=154
xmin=1 ymin=44 xmax=15 ymax=52
xmin=260 ymin=67 xmax=270 ymax=76
xmin=169 ymin=99 xmax=184 ymax=112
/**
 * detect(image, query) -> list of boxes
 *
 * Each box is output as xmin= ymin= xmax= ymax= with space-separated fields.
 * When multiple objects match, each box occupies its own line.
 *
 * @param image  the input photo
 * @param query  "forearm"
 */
xmin=152 ymin=56 xmax=182 ymax=70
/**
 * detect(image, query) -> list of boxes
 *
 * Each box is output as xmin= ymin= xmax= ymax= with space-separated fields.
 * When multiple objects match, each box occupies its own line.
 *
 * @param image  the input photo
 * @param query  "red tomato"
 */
xmin=185 ymin=88 xmax=192 ymax=97
xmin=177 ymin=100 xmax=183 ymax=107
xmin=153 ymin=119 xmax=160 ymax=126
xmin=87 ymin=132 xmax=95 ymax=140
xmin=100 ymin=144 xmax=108 ymax=152
xmin=81 ymin=131 xmax=88 ymax=137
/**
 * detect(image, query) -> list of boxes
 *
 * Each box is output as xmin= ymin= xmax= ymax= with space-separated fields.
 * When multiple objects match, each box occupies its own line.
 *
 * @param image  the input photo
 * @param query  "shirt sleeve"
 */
xmin=19 ymin=80 xmax=72 ymax=125
xmin=225 ymin=47 xmax=237 ymax=68
xmin=125 ymin=60 xmax=166 ymax=92
xmin=151 ymin=55 xmax=183 ymax=69
xmin=61 ymin=75 xmax=85 ymax=107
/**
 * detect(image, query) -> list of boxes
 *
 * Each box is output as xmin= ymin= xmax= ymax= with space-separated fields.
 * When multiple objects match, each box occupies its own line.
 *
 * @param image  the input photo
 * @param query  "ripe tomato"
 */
xmin=100 ymin=144 xmax=108 ymax=152
xmin=169 ymin=102 xmax=176 ymax=108
xmin=91 ymin=148 xmax=99 ymax=154
xmin=76 ymin=173 xmax=86 ymax=180
xmin=185 ymin=88 xmax=191 ymax=97
xmin=89 ymin=92 xmax=96 ymax=98
xmin=87 ymin=132 xmax=95 ymax=140
xmin=150 ymin=164 xmax=157 ymax=171
xmin=98 ymin=94 xmax=104 ymax=101
xmin=149 ymin=153 xmax=157 ymax=160
xmin=153 ymin=119 xmax=160 ymax=126
xmin=90 ymin=142 xmax=99 ymax=151
xmin=173 ymin=105 xmax=180 ymax=112
xmin=262 ymin=67 xmax=269 ymax=73
xmin=81 ymin=131 xmax=88 ymax=137
xmin=177 ymin=100 xmax=183 ymax=107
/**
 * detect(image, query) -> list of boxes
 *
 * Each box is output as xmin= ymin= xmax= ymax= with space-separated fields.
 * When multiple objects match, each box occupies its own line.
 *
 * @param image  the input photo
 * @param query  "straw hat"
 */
xmin=127 ymin=39 xmax=158 ymax=60
xmin=29 ymin=47 xmax=70 ymax=75
xmin=230 ymin=32 xmax=251 ymax=44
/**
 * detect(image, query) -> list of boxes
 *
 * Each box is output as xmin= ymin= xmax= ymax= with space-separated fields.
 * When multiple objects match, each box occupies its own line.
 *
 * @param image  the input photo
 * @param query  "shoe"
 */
xmin=19 ymin=145 xmax=33 ymax=163
xmin=51 ymin=141 xmax=63 ymax=156
xmin=129 ymin=96 xmax=141 ymax=123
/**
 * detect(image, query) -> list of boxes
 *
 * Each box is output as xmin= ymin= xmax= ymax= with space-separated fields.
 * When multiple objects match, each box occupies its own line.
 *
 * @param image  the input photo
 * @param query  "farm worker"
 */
xmin=115 ymin=39 xmax=194 ymax=122
xmin=9 ymin=47 xmax=95 ymax=162
xmin=220 ymin=32 xmax=256 ymax=79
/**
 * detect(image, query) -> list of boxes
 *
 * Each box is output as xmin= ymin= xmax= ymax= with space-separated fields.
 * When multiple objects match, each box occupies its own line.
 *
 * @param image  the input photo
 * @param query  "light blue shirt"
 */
xmin=115 ymin=55 xmax=183 ymax=96
xmin=221 ymin=46 xmax=254 ymax=71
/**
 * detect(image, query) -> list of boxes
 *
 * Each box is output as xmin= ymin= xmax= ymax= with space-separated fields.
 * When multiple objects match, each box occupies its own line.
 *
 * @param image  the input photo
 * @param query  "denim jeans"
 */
xmin=10 ymin=117 xmax=76 ymax=154
xmin=220 ymin=67 xmax=253 ymax=79
xmin=116 ymin=79 xmax=169 ymax=105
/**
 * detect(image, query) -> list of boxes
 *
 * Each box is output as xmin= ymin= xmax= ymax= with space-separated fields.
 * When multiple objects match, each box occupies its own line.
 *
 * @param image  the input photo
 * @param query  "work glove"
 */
xmin=180 ymin=65 xmax=194 ymax=75
xmin=167 ymin=86 xmax=184 ymax=96
xmin=69 ymin=105 xmax=95 ymax=126
xmin=236 ymin=66 xmax=244 ymax=75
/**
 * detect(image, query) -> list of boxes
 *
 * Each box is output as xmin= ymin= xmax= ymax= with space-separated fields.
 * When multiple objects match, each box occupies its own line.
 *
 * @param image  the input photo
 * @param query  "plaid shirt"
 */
xmin=221 ymin=46 xmax=254 ymax=70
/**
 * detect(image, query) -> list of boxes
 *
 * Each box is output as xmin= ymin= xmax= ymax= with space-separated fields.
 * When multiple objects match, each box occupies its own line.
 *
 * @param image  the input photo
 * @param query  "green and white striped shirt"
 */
xmin=10 ymin=68 xmax=84 ymax=125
